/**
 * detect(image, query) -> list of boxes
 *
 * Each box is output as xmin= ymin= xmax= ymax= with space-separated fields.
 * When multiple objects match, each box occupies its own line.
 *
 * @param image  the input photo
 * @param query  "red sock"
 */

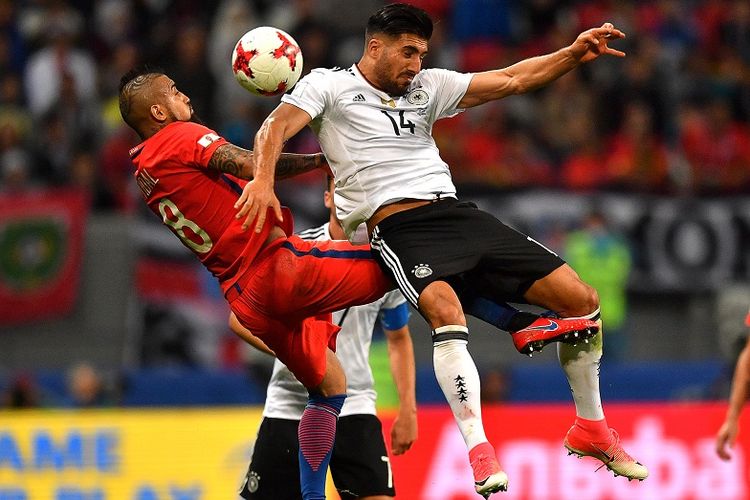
xmin=574 ymin=416 xmax=610 ymax=441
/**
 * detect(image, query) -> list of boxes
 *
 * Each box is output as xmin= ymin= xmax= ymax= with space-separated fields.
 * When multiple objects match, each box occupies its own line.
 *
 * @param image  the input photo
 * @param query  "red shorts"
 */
xmin=229 ymin=235 xmax=393 ymax=388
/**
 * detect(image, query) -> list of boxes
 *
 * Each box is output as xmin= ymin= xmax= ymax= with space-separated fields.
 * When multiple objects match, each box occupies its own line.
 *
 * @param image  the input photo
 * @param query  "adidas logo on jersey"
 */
xmin=352 ymin=94 xmax=366 ymax=102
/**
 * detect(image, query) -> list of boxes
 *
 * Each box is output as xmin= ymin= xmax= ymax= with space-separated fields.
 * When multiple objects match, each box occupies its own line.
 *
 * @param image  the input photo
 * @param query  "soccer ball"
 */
xmin=232 ymin=26 xmax=304 ymax=97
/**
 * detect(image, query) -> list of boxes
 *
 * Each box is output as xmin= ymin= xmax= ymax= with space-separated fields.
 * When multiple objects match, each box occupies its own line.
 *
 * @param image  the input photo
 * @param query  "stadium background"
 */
xmin=1 ymin=0 xmax=750 ymax=498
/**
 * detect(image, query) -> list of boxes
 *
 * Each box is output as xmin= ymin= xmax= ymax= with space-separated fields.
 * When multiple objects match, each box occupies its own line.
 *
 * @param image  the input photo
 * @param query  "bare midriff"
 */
xmin=366 ymin=199 xmax=433 ymax=236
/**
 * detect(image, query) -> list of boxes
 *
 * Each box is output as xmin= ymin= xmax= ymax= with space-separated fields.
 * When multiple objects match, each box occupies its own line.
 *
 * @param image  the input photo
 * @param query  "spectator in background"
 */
xmin=0 ymin=72 xmax=32 ymax=146
xmin=564 ymin=211 xmax=632 ymax=360
xmin=64 ymin=362 xmax=114 ymax=408
xmin=678 ymin=97 xmax=750 ymax=194
xmin=23 ymin=10 xmax=97 ymax=118
xmin=716 ymin=308 xmax=750 ymax=461
xmin=496 ymin=128 xmax=554 ymax=189
xmin=480 ymin=366 xmax=510 ymax=403
xmin=559 ymin=114 xmax=607 ymax=191
xmin=69 ymin=149 xmax=115 ymax=211
xmin=1 ymin=373 xmax=40 ymax=408
xmin=604 ymin=100 xmax=670 ymax=192
xmin=163 ymin=22 xmax=216 ymax=126
xmin=206 ymin=0 xmax=269 ymax=148
xmin=0 ymin=148 xmax=34 ymax=193
xmin=0 ymin=0 xmax=26 ymax=75
xmin=538 ymin=71 xmax=597 ymax=164
xmin=0 ymin=71 xmax=34 ymax=192
xmin=98 ymin=123 xmax=140 ymax=212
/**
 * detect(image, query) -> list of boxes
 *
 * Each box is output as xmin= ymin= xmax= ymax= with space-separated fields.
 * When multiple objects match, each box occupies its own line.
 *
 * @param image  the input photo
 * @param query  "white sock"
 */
xmin=432 ymin=325 xmax=488 ymax=450
xmin=557 ymin=309 xmax=605 ymax=421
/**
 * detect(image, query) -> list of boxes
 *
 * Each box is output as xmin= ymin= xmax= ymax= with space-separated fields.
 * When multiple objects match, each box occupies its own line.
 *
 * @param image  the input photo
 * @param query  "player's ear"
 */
xmin=366 ymin=37 xmax=383 ymax=58
xmin=323 ymin=188 xmax=333 ymax=209
xmin=150 ymin=104 xmax=167 ymax=123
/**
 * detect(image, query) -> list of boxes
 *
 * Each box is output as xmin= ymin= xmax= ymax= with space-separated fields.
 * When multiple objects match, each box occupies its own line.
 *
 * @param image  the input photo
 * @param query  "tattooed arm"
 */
xmin=207 ymin=143 xmax=326 ymax=180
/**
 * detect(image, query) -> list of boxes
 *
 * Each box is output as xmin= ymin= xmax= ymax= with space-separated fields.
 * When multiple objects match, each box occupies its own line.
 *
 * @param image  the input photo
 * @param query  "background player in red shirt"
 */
xmin=119 ymin=67 xmax=393 ymax=500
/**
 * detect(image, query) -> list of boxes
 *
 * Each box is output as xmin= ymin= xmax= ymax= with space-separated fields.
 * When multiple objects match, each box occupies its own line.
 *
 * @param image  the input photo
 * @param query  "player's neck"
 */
xmin=328 ymin=218 xmax=346 ymax=240
xmin=355 ymin=61 xmax=388 ymax=95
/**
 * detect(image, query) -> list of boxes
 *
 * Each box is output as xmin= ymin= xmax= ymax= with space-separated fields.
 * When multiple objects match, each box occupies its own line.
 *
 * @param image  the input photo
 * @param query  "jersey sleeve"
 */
xmin=379 ymin=290 xmax=410 ymax=331
xmin=281 ymin=68 xmax=332 ymax=120
xmin=171 ymin=121 xmax=228 ymax=168
xmin=421 ymin=68 xmax=473 ymax=121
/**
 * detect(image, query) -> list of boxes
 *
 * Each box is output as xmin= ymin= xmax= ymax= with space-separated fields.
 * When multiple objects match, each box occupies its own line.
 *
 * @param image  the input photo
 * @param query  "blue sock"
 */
xmin=466 ymin=297 xmax=521 ymax=330
xmin=298 ymin=394 xmax=346 ymax=500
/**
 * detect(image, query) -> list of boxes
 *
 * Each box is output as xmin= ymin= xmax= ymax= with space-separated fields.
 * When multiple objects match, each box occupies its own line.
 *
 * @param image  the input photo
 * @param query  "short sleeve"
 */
xmin=379 ymin=290 xmax=410 ymax=331
xmin=168 ymin=121 xmax=228 ymax=168
xmin=281 ymin=68 xmax=331 ymax=120
xmin=420 ymin=68 xmax=473 ymax=121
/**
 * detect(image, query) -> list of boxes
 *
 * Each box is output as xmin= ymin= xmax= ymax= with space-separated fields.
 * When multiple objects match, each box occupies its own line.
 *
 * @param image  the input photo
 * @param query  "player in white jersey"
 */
xmin=237 ymin=177 xmax=416 ymax=500
xmin=239 ymin=3 xmax=648 ymax=495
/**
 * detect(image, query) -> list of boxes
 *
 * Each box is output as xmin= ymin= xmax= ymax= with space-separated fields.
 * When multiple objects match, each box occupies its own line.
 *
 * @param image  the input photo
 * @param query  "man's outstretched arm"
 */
xmin=208 ymin=143 xmax=326 ymax=180
xmin=459 ymin=22 xmax=626 ymax=109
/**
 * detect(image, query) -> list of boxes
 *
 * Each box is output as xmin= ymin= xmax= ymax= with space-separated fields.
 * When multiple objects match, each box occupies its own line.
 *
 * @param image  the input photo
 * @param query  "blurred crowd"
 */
xmin=1 ymin=0 xmax=750 ymax=212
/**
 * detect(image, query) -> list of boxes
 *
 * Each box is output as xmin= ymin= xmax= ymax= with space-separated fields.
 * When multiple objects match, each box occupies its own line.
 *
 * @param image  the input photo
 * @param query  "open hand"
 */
xmin=570 ymin=22 xmax=626 ymax=63
xmin=234 ymin=179 xmax=283 ymax=233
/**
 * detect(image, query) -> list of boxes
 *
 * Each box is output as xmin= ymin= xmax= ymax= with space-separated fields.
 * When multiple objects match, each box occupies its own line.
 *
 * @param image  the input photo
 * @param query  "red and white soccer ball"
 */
xmin=232 ymin=26 xmax=303 ymax=97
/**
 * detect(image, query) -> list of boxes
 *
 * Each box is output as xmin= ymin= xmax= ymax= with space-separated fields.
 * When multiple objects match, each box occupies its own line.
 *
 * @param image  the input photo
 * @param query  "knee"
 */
xmin=418 ymin=282 xmax=466 ymax=328
xmin=427 ymin=304 xmax=465 ymax=328
xmin=313 ymin=355 xmax=346 ymax=396
xmin=314 ymin=375 xmax=346 ymax=397
xmin=571 ymin=282 xmax=599 ymax=317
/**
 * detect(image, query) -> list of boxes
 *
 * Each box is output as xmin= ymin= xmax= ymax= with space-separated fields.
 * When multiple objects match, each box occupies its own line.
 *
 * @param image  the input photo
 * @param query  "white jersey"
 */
xmin=262 ymin=223 xmax=408 ymax=419
xmin=282 ymin=64 xmax=473 ymax=239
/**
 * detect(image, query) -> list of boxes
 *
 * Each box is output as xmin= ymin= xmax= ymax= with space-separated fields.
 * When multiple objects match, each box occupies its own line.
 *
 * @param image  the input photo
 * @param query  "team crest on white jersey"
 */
xmin=406 ymin=89 xmax=429 ymax=105
xmin=412 ymin=263 xmax=433 ymax=278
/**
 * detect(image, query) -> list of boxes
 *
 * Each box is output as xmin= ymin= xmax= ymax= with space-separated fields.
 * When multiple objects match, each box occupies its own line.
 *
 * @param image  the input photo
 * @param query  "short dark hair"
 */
xmin=118 ymin=65 xmax=164 ymax=133
xmin=366 ymin=3 xmax=433 ymax=40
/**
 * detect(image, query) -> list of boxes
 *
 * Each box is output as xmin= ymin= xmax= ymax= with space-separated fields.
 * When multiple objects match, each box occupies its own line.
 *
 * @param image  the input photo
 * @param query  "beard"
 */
xmin=373 ymin=62 xmax=411 ymax=96
xmin=189 ymin=111 xmax=205 ymax=126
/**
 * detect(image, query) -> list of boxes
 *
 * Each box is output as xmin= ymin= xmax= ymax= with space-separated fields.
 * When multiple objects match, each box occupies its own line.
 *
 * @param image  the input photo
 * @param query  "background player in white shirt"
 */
xmin=239 ymin=3 xmax=647 ymax=496
xmin=235 ymin=177 xmax=417 ymax=500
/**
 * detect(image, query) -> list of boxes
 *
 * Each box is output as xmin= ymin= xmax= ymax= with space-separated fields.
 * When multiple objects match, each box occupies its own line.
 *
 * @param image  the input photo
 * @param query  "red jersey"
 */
xmin=129 ymin=121 xmax=292 ymax=295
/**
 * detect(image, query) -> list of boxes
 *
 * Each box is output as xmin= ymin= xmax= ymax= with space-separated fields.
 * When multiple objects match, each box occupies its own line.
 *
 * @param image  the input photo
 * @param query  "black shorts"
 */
xmin=239 ymin=415 xmax=395 ymax=500
xmin=370 ymin=198 xmax=565 ymax=307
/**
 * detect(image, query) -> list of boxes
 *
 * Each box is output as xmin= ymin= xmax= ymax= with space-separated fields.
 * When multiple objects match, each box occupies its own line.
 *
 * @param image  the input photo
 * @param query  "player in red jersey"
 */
xmin=119 ymin=67 xmax=392 ymax=500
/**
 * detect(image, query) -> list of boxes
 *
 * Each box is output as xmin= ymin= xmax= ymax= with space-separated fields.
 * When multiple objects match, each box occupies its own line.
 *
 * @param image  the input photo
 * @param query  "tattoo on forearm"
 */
xmin=207 ymin=144 xmax=251 ymax=177
xmin=275 ymin=154 xmax=321 ymax=179
xmin=208 ymin=146 xmax=322 ymax=180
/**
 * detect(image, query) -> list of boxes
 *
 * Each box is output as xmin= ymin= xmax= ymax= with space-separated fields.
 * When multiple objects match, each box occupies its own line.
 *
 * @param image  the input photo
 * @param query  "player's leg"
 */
xmin=417 ymin=281 xmax=508 ymax=496
xmin=369 ymin=201 xmax=507 ymax=496
xmin=239 ymin=418 xmax=302 ymax=500
xmin=230 ymin=297 xmax=349 ymax=499
xmin=462 ymin=294 xmax=599 ymax=356
xmin=523 ymin=266 xmax=648 ymax=480
xmin=298 ymin=349 xmax=347 ymax=500
xmin=329 ymin=414 xmax=396 ymax=500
